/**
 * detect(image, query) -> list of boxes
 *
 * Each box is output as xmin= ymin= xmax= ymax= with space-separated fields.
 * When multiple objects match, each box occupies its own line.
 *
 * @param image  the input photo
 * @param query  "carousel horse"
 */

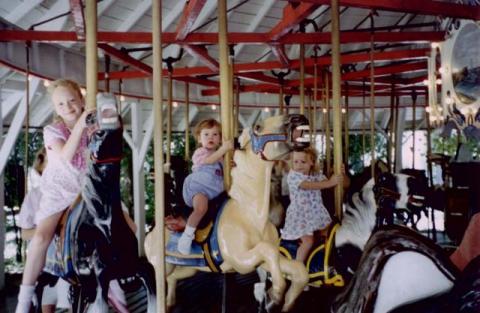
xmin=145 ymin=114 xmax=311 ymax=312
xmin=330 ymin=224 xmax=480 ymax=313
xmin=38 ymin=97 xmax=156 ymax=313
xmin=274 ymin=170 xmax=427 ymax=292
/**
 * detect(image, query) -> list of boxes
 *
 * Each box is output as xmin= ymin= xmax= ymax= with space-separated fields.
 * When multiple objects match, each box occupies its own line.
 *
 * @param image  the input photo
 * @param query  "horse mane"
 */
xmin=332 ymin=225 xmax=459 ymax=313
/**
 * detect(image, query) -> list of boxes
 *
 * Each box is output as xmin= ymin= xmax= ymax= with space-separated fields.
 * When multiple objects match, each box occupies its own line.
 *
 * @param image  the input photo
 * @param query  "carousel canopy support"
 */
xmin=152 ymin=0 xmax=166 ymax=311
xmin=85 ymin=0 xmax=97 ymax=111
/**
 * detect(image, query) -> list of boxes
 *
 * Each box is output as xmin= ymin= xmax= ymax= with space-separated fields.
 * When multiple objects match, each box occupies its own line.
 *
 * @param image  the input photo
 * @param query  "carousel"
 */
xmin=0 ymin=1 xmax=479 ymax=312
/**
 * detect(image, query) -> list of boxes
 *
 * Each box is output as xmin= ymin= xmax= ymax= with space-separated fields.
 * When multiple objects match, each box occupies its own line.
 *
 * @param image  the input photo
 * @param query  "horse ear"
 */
xmin=238 ymin=128 xmax=250 ymax=149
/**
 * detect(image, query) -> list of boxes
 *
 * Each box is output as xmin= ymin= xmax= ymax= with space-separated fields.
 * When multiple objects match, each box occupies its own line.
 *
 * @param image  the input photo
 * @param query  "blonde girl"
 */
xmin=281 ymin=147 xmax=343 ymax=263
xmin=178 ymin=119 xmax=233 ymax=255
xmin=16 ymin=79 xmax=93 ymax=313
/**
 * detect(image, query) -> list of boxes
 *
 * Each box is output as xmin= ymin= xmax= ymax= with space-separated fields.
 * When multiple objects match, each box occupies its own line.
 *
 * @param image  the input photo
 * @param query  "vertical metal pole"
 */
xmin=0 ymin=85 xmax=4 ymax=290
xmin=412 ymin=93 xmax=416 ymax=169
xmin=369 ymin=15 xmax=375 ymax=179
xmin=185 ymin=82 xmax=190 ymax=160
xmin=344 ymin=82 xmax=349 ymax=164
xmin=85 ymin=0 xmax=97 ymax=111
xmin=325 ymin=72 xmax=331 ymax=176
xmin=300 ymin=43 xmax=305 ymax=115
xmin=167 ymin=73 xmax=172 ymax=165
xmin=362 ymin=79 xmax=366 ymax=166
xmin=279 ymin=86 xmax=284 ymax=115
xmin=152 ymin=0 xmax=166 ymax=311
xmin=219 ymin=0 xmax=233 ymax=189
xmin=331 ymin=0 xmax=343 ymax=220
xmin=24 ymin=45 xmax=30 ymax=194
xmin=235 ymin=78 xmax=240 ymax=135
xmin=312 ymin=63 xmax=318 ymax=145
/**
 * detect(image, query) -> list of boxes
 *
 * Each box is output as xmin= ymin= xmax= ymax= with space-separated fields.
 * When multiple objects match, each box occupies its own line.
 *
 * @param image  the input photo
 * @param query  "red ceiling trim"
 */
xmin=98 ymin=43 xmax=152 ymax=74
xmin=183 ymin=45 xmax=219 ymax=71
xmin=175 ymin=0 xmax=207 ymax=41
xmin=0 ymin=30 xmax=444 ymax=45
xmin=295 ymin=0 xmax=480 ymax=20
xmin=269 ymin=3 xmax=319 ymax=40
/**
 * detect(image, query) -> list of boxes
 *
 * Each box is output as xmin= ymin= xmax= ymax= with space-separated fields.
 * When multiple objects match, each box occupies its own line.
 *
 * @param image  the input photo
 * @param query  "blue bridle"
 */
xmin=250 ymin=129 xmax=288 ymax=158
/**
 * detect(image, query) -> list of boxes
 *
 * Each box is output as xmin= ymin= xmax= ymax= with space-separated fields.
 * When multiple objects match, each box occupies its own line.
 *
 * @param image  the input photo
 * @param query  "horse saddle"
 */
xmin=279 ymin=224 xmax=344 ymax=287
xmin=166 ymin=193 xmax=228 ymax=272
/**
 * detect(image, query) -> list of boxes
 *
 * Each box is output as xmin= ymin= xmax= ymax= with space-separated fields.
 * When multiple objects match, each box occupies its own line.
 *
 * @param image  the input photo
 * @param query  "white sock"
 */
xmin=184 ymin=225 xmax=196 ymax=237
xmin=16 ymin=285 xmax=35 ymax=313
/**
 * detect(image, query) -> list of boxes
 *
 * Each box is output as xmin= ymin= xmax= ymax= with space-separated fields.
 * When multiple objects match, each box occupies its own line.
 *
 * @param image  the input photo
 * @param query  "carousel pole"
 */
xmin=85 ymin=0 xmax=97 ymax=111
xmin=387 ymin=80 xmax=395 ymax=171
xmin=369 ymin=12 xmax=376 ymax=179
xmin=300 ymin=43 xmax=305 ymax=115
xmin=185 ymin=82 xmax=190 ymax=161
xmin=24 ymin=44 xmax=30 ymax=194
xmin=344 ymin=82 xmax=349 ymax=164
xmin=331 ymin=0 xmax=344 ymax=220
xmin=412 ymin=91 xmax=417 ymax=169
xmin=362 ymin=79 xmax=366 ymax=167
xmin=325 ymin=71 xmax=332 ymax=175
xmin=166 ymin=72 xmax=173 ymax=166
xmin=219 ymin=0 xmax=233 ymax=190
xmin=312 ymin=63 xmax=318 ymax=145
xmin=152 ymin=0 xmax=166 ymax=312
xmin=234 ymin=78 xmax=240 ymax=135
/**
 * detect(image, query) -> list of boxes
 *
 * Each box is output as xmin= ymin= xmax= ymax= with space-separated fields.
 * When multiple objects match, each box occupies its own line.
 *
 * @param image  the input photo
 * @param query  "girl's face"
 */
xmin=51 ymin=86 xmax=84 ymax=127
xmin=199 ymin=126 xmax=221 ymax=150
xmin=292 ymin=151 xmax=313 ymax=175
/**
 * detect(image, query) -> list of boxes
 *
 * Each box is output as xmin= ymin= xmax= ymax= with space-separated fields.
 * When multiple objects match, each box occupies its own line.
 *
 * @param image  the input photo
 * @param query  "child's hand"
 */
xmin=329 ymin=174 xmax=343 ymax=187
xmin=220 ymin=140 xmax=234 ymax=153
xmin=77 ymin=109 xmax=96 ymax=129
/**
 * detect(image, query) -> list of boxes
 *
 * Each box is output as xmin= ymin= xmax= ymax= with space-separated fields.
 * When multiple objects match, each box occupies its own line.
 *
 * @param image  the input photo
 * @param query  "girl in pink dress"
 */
xmin=16 ymin=79 xmax=93 ymax=313
xmin=281 ymin=147 xmax=343 ymax=263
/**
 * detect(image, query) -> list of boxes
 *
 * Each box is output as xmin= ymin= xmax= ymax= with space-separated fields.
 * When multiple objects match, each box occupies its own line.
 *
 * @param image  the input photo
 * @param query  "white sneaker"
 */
xmin=177 ymin=232 xmax=194 ymax=255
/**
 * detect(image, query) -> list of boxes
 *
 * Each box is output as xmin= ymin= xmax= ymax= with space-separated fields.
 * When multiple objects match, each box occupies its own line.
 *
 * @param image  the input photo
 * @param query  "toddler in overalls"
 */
xmin=178 ymin=119 xmax=233 ymax=255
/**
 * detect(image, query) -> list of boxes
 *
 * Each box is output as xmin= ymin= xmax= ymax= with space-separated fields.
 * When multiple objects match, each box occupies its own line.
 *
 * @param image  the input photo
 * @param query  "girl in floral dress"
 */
xmin=281 ymin=147 xmax=343 ymax=263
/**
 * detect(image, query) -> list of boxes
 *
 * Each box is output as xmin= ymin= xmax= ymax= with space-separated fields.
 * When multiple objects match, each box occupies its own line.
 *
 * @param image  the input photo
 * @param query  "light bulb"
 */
xmin=431 ymin=42 xmax=440 ymax=49
xmin=120 ymin=95 xmax=126 ymax=102
xmin=264 ymin=107 xmax=270 ymax=112
xmin=173 ymin=101 xmax=178 ymax=108
xmin=422 ymin=79 xmax=429 ymax=86
xmin=211 ymin=104 xmax=217 ymax=110
xmin=43 ymin=80 xmax=50 ymax=87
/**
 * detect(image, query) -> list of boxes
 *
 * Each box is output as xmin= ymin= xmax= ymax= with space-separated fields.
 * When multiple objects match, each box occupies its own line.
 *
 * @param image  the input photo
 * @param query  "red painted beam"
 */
xmin=98 ymin=43 xmax=152 ymax=74
xmin=183 ymin=45 xmax=219 ymax=71
xmin=294 ymin=0 xmax=480 ymax=20
xmin=0 ymin=30 xmax=444 ymax=45
xmin=342 ymin=61 xmax=427 ymax=80
xmin=238 ymin=72 xmax=279 ymax=85
xmin=69 ymin=0 xmax=85 ymax=39
xmin=269 ymin=3 xmax=319 ymax=40
xmin=270 ymin=44 xmax=290 ymax=68
xmin=175 ymin=0 xmax=207 ymax=40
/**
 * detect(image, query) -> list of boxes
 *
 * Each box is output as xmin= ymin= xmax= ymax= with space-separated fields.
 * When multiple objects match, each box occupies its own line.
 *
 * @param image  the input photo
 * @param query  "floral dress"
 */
xmin=35 ymin=121 xmax=88 ymax=223
xmin=281 ymin=170 xmax=332 ymax=240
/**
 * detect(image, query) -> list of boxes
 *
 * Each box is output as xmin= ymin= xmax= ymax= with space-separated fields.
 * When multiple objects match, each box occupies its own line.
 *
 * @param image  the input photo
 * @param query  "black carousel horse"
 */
xmin=331 ymin=225 xmax=480 ymax=313
xmin=36 ymin=100 xmax=156 ymax=313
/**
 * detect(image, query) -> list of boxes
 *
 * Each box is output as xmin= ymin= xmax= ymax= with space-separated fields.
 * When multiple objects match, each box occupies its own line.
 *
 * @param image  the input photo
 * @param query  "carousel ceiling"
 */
xmin=0 ymin=0 xmax=479 ymax=133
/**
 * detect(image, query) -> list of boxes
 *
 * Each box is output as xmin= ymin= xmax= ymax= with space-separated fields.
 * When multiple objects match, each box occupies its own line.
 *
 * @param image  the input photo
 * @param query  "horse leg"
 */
xmin=223 ymin=241 xmax=287 ymax=305
xmin=166 ymin=266 xmax=198 ymax=309
xmin=277 ymin=257 xmax=309 ymax=312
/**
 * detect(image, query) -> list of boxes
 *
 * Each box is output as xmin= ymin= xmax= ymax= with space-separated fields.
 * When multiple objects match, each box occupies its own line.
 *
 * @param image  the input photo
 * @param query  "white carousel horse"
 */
xmin=145 ymin=114 xmax=310 ymax=312
xmin=274 ymin=170 xmax=428 ymax=291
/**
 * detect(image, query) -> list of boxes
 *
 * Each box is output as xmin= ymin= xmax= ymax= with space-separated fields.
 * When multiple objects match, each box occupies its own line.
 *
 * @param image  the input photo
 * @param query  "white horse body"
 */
xmin=374 ymin=251 xmax=454 ymax=313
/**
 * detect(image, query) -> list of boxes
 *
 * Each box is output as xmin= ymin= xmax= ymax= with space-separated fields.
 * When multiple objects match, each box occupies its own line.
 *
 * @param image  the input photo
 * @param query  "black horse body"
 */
xmin=39 ymin=111 xmax=154 ymax=312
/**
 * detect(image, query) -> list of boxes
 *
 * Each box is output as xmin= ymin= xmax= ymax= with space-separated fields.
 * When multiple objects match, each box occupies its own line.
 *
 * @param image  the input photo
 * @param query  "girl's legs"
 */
xmin=177 ymin=194 xmax=208 ymax=255
xmin=296 ymin=235 xmax=314 ymax=264
xmin=16 ymin=211 xmax=63 ymax=313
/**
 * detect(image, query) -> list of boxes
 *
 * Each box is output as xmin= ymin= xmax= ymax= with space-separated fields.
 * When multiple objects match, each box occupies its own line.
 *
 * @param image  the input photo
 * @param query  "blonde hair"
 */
xmin=33 ymin=147 xmax=47 ymax=175
xmin=48 ymin=79 xmax=84 ymax=123
xmin=294 ymin=147 xmax=320 ymax=175
xmin=194 ymin=119 xmax=221 ymax=146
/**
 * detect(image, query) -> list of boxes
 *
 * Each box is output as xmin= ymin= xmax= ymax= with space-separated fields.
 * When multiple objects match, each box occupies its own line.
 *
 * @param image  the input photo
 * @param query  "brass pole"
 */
xmin=279 ymin=86 xmax=284 ymax=115
xmin=152 ymin=0 xmax=166 ymax=311
xmin=185 ymin=82 xmax=190 ymax=161
xmin=331 ymin=0 xmax=344 ymax=219
xmin=235 ymin=78 xmax=240 ymax=135
xmin=24 ymin=45 xmax=30 ymax=194
xmin=312 ymin=63 xmax=318 ymax=145
xmin=219 ymin=0 xmax=233 ymax=189
xmin=300 ymin=43 xmax=305 ymax=115
xmin=166 ymin=73 xmax=172 ymax=165
xmin=387 ymin=80 xmax=395 ymax=171
xmin=325 ymin=71 xmax=331 ymax=176
xmin=85 ymin=0 xmax=97 ymax=111
xmin=412 ymin=92 xmax=417 ymax=169
xmin=344 ymin=82 xmax=349 ymax=164
xmin=362 ymin=78 xmax=366 ymax=166
xmin=369 ymin=15 xmax=375 ymax=179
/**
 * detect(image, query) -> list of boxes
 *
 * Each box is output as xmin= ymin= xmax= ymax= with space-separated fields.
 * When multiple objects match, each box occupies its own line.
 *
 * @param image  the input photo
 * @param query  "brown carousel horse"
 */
xmin=145 ymin=114 xmax=311 ymax=312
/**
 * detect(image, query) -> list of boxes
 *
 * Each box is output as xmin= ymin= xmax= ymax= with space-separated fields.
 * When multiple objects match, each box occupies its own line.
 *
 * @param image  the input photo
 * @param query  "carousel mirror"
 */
xmin=451 ymin=22 xmax=480 ymax=105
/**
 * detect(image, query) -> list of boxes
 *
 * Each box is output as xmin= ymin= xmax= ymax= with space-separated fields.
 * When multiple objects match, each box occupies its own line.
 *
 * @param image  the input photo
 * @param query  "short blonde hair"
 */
xmin=194 ymin=119 xmax=221 ymax=144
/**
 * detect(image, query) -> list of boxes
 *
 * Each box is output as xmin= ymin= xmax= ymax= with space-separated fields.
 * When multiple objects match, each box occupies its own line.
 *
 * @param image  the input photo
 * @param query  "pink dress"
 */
xmin=35 ymin=122 xmax=88 ymax=223
xmin=281 ymin=170 xmax=332 ymax=240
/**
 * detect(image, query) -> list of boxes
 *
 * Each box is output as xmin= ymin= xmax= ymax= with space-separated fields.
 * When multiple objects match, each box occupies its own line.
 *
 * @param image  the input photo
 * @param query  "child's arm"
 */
xmin=203 ymin=140 xmax=234 ymax=164
xmin=299 ymin=173 xmax=343 ymax=190
xmin=49 ymin=110 xmax=92 ymax=162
